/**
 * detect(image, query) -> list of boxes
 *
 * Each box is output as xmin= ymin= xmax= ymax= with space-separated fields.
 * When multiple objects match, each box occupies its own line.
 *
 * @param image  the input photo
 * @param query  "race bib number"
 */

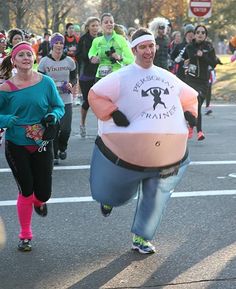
xmin=98 ymin=65 xmax=112 ymax=78
xmin=188 ymin=64 xmax=198 ymax=77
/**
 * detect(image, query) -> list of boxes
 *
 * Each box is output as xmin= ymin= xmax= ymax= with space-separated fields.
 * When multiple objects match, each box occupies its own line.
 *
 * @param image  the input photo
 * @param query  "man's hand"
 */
xmin=111 ymin=110 xmax=130 ymax=127
xmin=184 ymin=111 xmax=197 ymax=127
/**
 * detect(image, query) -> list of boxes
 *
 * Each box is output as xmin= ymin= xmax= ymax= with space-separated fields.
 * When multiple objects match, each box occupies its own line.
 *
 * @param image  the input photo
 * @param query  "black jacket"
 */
xmin=153 ymin=35 xmax=169 ymax=70
xmin=38 ymin=41 xmax=51 ymax=57
xmin=76 ymin=32 xmax=98 ymax=78
xmin=170 ymin=40 xmax=189 ymax=81
xmin=185 ymin=40 xmax=217 ymax=81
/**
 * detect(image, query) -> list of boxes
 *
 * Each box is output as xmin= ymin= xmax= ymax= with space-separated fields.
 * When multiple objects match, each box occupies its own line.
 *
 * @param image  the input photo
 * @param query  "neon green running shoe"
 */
xmin=132 ymin=235 xmax=156 ymax=254
xmin=100 ymin=204 xmax=113 ymax=217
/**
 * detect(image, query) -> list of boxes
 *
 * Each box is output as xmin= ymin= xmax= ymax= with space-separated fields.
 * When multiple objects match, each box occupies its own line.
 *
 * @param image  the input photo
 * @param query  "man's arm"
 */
xmin=88 ymin=89 xmax=117 ymax=121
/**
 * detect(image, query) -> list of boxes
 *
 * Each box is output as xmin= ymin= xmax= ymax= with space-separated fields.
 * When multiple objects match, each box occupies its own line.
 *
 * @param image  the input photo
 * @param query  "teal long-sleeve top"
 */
xmin=0 ymin=74 xmax=65 ymax=145
xmin=88 ymin=31 xmax=134 ymax=78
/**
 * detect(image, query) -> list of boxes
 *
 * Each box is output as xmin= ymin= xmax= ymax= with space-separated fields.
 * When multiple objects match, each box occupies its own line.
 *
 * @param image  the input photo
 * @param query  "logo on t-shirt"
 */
xmin=142 ymin=87 xmax=169 ymax=110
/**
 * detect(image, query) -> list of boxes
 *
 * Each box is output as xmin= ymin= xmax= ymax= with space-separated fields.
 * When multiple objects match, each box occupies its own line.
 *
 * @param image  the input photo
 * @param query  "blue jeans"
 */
xmin=90 ymin=145 xmax=189 ymax=240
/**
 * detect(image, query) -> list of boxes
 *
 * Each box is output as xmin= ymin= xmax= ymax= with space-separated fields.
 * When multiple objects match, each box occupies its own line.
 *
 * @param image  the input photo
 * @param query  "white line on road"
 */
xmin=190 ymin=160 xmax=236 ymax=165
xmin=0 ymin=190 xmax=236 ymax=207
xmin=0 ymin=165 xmax=90 ymax=173
xmin=0 ymin=160 xmax=236 ymax=173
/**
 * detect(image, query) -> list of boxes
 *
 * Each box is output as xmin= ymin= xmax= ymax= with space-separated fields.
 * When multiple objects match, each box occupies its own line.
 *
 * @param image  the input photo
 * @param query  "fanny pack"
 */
xmin=25 ymin=121 xmax=58 ymax=146
xmin=25 ymin=124 xmax=44 ymax=146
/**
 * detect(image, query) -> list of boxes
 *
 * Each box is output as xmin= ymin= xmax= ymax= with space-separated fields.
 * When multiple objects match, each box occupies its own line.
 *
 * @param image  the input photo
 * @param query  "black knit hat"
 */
xmin=7 ymin=28 xmax=24 ymax=45
xmin=184 ymin=24 xmax=195 ymax=35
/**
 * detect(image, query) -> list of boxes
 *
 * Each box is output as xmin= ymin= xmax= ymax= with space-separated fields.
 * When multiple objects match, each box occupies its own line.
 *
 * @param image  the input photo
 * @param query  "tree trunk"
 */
xmin=0 ymin=0 xmax=10 ymax=30
xmin=44 ymin=0 xmax=49 ymax=31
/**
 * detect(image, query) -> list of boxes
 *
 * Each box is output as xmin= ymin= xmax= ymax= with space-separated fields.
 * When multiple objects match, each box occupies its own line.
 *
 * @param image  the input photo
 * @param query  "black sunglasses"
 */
xmin=158 ymin=26 xmax=165 ymax=30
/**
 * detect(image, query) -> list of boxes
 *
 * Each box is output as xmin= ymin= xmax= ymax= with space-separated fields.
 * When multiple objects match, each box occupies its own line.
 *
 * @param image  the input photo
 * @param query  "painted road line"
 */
xmin=1 ymin=160 xmax=236 ymax=173
xmin=0 ymin=165 xmax=90 ymax=173
xmin=0 ymin=190 xmax=236 ymax=207
xmin=190 ymin=161 xmax=236 ymax=165
xmin=211 ymin=104 xmax=236 ymax=107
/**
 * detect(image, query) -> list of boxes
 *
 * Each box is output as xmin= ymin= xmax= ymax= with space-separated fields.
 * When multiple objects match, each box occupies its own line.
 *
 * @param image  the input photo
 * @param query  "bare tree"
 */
xmin=8 ymin=0 xmax=36 ymax=28
xmin=0 ymin=0 xmax=10 ymax=30
xmin=51 ymin=1 xmax=72 ymax=32
xmin=32 ymin=0 xmax=85 ymax=33
xmin=100 ymin=0 xmax=185 ymax=29
xmin=2 ymin=0 xmax=235 ymax=41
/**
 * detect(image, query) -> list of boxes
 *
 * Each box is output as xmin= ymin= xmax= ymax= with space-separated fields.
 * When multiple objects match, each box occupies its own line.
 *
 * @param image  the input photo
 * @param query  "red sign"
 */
xmin=189 ymin=0 xmax=212 ymax=18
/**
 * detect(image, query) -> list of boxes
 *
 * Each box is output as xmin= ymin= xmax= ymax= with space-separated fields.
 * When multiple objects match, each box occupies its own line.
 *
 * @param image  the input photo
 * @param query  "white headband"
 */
xmin=131 ymin=34 xmax=155 ymax=48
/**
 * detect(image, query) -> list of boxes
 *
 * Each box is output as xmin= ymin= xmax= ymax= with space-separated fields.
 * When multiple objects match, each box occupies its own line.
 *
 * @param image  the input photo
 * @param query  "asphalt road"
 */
xmin=1 ymin=103 xmax=236 ymax=289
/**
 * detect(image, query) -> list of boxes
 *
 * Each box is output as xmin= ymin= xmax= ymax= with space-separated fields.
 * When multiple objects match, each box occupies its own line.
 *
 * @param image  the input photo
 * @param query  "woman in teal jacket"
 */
xmin=0 ymin=41 xmax=64 ymax=252
xmin=89 ymin=13 xmax=134 ymax=80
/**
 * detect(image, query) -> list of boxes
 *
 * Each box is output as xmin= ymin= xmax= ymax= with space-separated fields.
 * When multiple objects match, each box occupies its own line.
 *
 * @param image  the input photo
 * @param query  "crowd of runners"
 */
xmin=0 ymin=13 xmax=235 ymax=253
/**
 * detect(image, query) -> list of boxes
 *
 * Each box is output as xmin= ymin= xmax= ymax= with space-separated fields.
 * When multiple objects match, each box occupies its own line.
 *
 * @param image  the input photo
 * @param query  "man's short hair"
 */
xmin=66 ymin=23 xmax=73 ymax=30
xmin=131 ymin=28 xmax=153 ymax=42
xmin=44 ymin=31 xmax=51 ymax=37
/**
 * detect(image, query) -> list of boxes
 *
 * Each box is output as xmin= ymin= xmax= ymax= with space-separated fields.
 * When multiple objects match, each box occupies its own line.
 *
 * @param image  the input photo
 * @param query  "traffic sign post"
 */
xmin=188 ymin=0 xmax=212 ymax=19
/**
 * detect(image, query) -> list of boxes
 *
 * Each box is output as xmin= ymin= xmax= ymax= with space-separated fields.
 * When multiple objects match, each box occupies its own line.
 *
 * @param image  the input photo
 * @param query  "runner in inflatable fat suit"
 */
xmin=88 ymin=28 xmax=198 ymax=254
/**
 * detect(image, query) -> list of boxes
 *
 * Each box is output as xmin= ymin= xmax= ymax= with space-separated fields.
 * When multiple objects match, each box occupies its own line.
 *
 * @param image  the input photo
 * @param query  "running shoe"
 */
xmin=59 ymin=150 xmax=67 ymax=160
xmin=132 ymin=235 xmax=156 ymax=254
xmin=18 ymin=239 xmax=32 ymax=252
xmin=100 ymin=204 xmax=113 ymax=217
xmin=197 ymin=131 xmax=205 ymax=141
xmin=34 ymin=203 xmax=47 ymax=217
xmin=80 ymin=125 xmax=86 ymax=138
xmin=188 ymin=127 xmax=194 ymax=139
xmin=205 ymin=107 xmax=213 ymax=115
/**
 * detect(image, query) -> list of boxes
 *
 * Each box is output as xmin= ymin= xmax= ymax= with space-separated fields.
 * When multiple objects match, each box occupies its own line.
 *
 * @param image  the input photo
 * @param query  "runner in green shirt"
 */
xmin=88 ymin=13 xmax=134 ymax=80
